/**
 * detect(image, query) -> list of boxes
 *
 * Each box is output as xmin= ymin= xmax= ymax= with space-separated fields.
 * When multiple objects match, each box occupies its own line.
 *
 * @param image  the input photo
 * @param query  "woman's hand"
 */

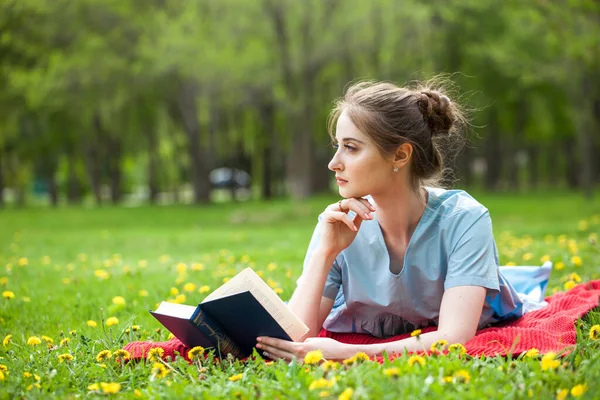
xmin=318 ymin=198 xmax=376 ymax=256
xmin=256 ymin=336 xmax=354 ymax=362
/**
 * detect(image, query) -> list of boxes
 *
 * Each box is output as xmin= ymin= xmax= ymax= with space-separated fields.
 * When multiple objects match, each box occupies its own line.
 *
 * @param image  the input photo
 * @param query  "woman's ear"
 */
xmin=393 ymin=143 xmax=413 ymax=168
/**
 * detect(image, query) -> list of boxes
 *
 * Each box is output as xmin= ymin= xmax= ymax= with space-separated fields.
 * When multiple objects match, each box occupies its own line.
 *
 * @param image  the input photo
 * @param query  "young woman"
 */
xmin=256 ymin=80 xmax=551 ymax=361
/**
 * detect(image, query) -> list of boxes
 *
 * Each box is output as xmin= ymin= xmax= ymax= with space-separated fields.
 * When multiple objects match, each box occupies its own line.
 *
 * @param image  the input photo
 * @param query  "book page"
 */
xmin=153 ymin=301 xmax=197 ymax=319
xmin=202 ymin=268 xmax=309 ymax=341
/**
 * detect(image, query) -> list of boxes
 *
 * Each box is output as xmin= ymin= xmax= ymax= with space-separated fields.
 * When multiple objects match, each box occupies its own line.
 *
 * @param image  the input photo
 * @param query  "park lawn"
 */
xmin=1 ymin=192 xmax=599 ymax=399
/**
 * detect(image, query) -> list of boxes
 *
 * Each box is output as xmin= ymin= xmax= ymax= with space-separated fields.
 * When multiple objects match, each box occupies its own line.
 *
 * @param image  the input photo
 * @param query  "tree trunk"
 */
xmin=87 ymin=114 xmax=104 ymax=205
xmin=564 ymin=138 xmax=579 ymax=189
xmin=176 ymin=80 xmax=211 ymax=204
xmin=528 ymin=146 xmax=538 ymax=190
xmin=48 ymin=173 xmax=58 ymax=207
xmin=484 ymin=108 xmax=502 ymax=191
xmin=257 ymin=100 xmax=275 ymax=200
xmin=107 ymin=137 xmax=122 ymax=204
xmin=147 ymin=126 xmax=159 ymax=205
xmin=66 ymin=150 xmax=82 ymax=205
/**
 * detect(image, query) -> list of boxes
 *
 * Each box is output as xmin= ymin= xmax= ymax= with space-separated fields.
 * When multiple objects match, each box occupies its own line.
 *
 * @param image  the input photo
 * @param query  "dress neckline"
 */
xmin=371 ymin=187 xmax=433 ymax=277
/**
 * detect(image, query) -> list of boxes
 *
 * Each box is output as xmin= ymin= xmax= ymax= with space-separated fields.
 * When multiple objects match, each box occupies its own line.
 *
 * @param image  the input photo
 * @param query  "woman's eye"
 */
xmin=344 ymin=145 xmax=357 ymax=151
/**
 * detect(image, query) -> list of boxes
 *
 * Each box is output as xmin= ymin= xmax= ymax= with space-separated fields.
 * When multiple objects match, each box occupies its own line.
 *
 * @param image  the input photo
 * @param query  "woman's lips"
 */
xmin=336 ymin=178 xmax=348 ymax=185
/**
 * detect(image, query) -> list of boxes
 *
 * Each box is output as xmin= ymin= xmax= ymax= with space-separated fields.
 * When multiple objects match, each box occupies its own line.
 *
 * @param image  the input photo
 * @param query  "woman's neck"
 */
xmin=371 ymin=186 xmax=428 ymax=244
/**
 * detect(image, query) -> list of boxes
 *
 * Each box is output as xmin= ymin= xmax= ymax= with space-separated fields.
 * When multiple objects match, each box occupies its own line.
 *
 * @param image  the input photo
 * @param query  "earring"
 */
xmin=393 ymin=166 xmax=399 ymax=172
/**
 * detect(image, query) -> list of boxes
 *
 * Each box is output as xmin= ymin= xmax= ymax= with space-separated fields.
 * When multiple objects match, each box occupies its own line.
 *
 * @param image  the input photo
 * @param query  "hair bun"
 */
xmin=417 ymin=90 xmax=455 ymax=136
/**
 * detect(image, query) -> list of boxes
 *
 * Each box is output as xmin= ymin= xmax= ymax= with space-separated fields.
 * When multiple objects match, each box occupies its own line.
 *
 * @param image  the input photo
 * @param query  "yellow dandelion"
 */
xmin=134 ymin=389 xmax=143 ymax=397
xmin=274 ymin=287 xmax=283 ymax=294
xmin=147 ymin=347 xmax=164 ymax=362
xmin=430 ymin=339 xmax=448 ymax=352
xmin=169 ymin=287 xmax=179 ymax=296
xmin=321 ymin=360 xmax=339 ymax=371
xmin=176 ymin=263 xmax=187 ymax=273
xmin=304 ymin=349 xmax=323 ymax=365
xmin=453 ymin=369 xmax=471 ymax=383
xmin=319 ymin=391 xmax=331 ymax=398
xmin=183 ymin=283 xmax=196 ymax=292
xmin=0 ymin=364 xmax=6 ymax=371
xmin=41 ymin=335 xmax=53 ymax=344
xmin=505 ymin=261 xmax=516 ymax=266
xmin=448 ymin=343 xmax=467 ymax=356
xmin=228 ymin=373 xmax=243 ymax=382
xmin=523 ymin=348 xmax=539 ymax=358
xmin=408 ymin=355 xmax=426 ymax=367
xmin=113 ymin=349 xmax=130 ymax=362
xmin=3 ymin=334 xmax=11 ymax=347
xmin=87 ymin=320 xmax=97 ymax=327
xmin=88 ymin=383 xmax=100 ymax=391
xmin=541 ymin=352 xmax=560 ymax=371
xmin=2 ymin=291 xmax=15 ymax=299
xmin=556 ymin=389 xmax=568 ymax=400
xmin=100 ymin=382 xmax=121 ymax=394
xmin=27 ymin=336 xmax=42 ymax=346
xmin=569 ymin=272 xmax=581 ymax=283
xmin=199 ymin=285 xmax=210 ymax=294
xmin=540 ymin=255 xmax=551 ymax=263
xmin=522 ymin=252 xmax=533 ymax=261
xmin=18 ymin=257 xmax=28 ymax=266
xmin=564 ymin=281 xmax=576 ymax=290
xmin=138 ymin=290 xmax=149 ymax=297
xmin=309 ymin=378 xmax=335 ymax=390
xmin=570 ymin=384 xmax=587 ymax=397
xmin=190 ymin=262 xmax=204 ymax=271
xmin=58 ymin=353 xmax=74 ymax=363
xmin=410 ymin=329 xmax=422 ymax=337
xmin=96 ymin=350 xmax=112 ymax=363
xmin=112 ymin=296 xmax=126 ymax=305
xmin=383 ymin=367 xmax=400 ymax=377
xmin=105 ymin=317 xmax=119 ymax=327
xmin=94 ymin=269 xmax=110 ymax=279
xmin=339 ymin=388 xmax=354 ymax=400
xmin=0 ymin=370 xmax=4 ymax=381
xmin=267 ymin=262 xmax=277 ymax=271
xmin=150 ymin=362 xmax=169 ymax=378
xmin=353 ymin=352 xmax=370 ymax=362
xmin=60 ymin=338 xmax=70 ymax=346
xmin=0 ymin=277 xmax=7 ymax=285
xmin=571 ymin=256 xmax=582 ymax=267
xmin=555 ymin=261 xmax=565 ymax=270
xmin=187 ymin=346 xmax=205 ymax=361
xmin=23 ymin=371 xmax=32 ymax=378
xmin=589 ymin=325 xmax=600 ymax=340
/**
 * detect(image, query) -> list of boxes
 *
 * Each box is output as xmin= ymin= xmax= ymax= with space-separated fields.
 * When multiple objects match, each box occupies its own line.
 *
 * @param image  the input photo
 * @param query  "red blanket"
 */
xmin=124 ymin=280 xmax=600 ymax=362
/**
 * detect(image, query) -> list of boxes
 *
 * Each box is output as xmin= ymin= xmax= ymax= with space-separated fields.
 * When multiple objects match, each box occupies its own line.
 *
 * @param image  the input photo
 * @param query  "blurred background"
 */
xmin=0 ymin=0 xmax=598 ymax=207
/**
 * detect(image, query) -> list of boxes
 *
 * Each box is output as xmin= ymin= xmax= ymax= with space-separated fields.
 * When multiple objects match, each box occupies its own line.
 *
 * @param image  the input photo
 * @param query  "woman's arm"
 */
xmin=288 ymin=248 xmax=337 ymax=338
xmin=257 ymin=285 xmax=486 ymax=361
xmin=351 ymin=285 xmax=487 ymax=357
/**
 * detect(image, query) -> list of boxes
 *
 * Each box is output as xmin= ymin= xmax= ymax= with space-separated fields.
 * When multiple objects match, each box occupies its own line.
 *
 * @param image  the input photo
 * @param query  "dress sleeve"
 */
xmin=444 ymin=210 xmax=500 ymax=292
xmin=297 ymin=219 xmax=344 ymax=300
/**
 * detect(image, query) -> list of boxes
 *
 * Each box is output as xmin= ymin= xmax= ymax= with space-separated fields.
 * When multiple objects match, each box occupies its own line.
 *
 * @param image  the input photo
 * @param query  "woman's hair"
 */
xmin=328 ymin=78 xmax=467 ymax=191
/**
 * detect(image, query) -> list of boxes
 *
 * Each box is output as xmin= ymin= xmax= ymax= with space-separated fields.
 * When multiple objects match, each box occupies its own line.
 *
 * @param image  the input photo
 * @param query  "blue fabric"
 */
xmin=300 ymin=187 xmax=552 ymax=338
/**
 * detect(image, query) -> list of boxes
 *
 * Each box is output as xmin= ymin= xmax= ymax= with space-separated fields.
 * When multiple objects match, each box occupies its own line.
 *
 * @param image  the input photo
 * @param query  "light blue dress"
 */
xmin=301 ymin=187 xmax=552 ymax=338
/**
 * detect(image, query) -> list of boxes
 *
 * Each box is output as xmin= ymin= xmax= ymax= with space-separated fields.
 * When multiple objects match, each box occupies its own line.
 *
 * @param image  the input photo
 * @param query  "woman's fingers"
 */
xmin=329 ymin=198 xmax=376 ymax=220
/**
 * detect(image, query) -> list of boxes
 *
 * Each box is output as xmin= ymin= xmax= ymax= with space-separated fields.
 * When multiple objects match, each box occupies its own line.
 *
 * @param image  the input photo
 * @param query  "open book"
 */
xmin=150 ymin=268 xmax=309 ymax=358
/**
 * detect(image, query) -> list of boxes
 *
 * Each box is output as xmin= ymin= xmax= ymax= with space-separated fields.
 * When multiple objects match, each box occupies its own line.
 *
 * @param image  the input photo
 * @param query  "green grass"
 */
xmin=1 ymin=192 xmax=599 ymax=399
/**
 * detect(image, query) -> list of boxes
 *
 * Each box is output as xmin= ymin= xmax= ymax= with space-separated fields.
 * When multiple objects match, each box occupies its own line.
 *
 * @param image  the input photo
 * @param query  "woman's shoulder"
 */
xmin=425 ymin=187 xmax=489 ymax=221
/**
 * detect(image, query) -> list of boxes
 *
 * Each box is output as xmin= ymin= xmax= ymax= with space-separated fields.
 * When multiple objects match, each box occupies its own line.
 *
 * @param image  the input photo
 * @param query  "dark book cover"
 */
xmin=149 ymin=311 xmax=215 ymax=349
xmin=199 ymin=290 xmax=292 ymax=358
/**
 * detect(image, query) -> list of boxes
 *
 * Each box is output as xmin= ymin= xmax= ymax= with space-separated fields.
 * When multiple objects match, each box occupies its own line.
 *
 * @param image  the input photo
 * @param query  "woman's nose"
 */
xmin=328 ymin=154 xmax=342 ymax=171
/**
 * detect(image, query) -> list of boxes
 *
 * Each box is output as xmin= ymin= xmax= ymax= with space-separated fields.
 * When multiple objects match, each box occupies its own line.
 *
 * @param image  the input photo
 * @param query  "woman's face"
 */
xmin=328 ymin=111 xmax=396 ymax=199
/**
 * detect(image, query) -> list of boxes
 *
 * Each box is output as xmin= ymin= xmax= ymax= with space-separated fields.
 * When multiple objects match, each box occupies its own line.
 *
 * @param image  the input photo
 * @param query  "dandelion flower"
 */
xmin=27 ymin=336 xmax=42 ymax=346
xmin=112 ymin=296 xmax=126 ymax=305
xmin=113 ymin=349 xmax=130 ymax=362
xmin=147 ymin=347 xmax=164 ymax=362
xmin=139 ymin=290 xmax=148 ymax=297
xmin=187 ymin=346 xmax=205 ymax=361
xmin=309 ymin=378 xmax=334 ymax=390
xmin=339 ymin=388 xmax=354 ymax=400
xmin=41 ymin=335 xmax=53 ymax=344
xmin=183 ymin=283 xmax=196 ymax=292
xmin=430 ymin=340 xmax=448 ymax=352
xmin=100 ymin=382 xmax=121 ymax=394
xmin=0 ymin=364 xmax=6 ymax=371
xmin=408 ymin=355 xmax=426 ymax=367
xmin=105 ymin=317 xmax=119 ymax=327
xmin=523 ymin=348 xmax=539 ymax=358
xmin=176 ymin=263 xmax=187 ymax=273
xmin=571 ymin=256 xmax=582 ymax=267
xmin=274 ymin=288 xmax=283 ymax=294
xmin=541 ymin=352 xmax=560 ymax=371
xmin=570 ymin=272 xmax=582 ymax=283
xmin=448 ymin=343 xmax=467 ymax=356
xmin=555 ymin=261 xmax=565 ymax=270
xmin=570 ymin=384 xmax=587 ymax=397
xmin=191 ymin=263 xmax=204 ymax=271
xmin=556 ymin=389 xmax=568 ymax=400
xmin=0 ymin=277 xmax=7 ymax=285
xmin=383 ymin=367 xmax=400 ymax=377
xmin=0 ymin=371 xmax=5 ymax=381
xmin=96 ymin=350 xmax=113 ymax=363
xmin=353 ymin=352 xmax=370 ymax=362
xmin=169 ymin=287 xmax=179 ymax=296
xmin=88 ymin=383 xmax=100 ymax=391
xmin=410 ymin=329 xmax=422 ymax=337
xmin=540 ymin=255 xmax=551 ymax=263
xmin=199 ymin=285 xmax=210 ymax=294
xmin=304 ymin=350 xmax=323 ymax=365
xmin=151 ymin=362 xmax=169 ymax=378
xmin=18 ymin=257 xmax=28 ymax=266
xmin=60 ymin=338 xmax=70 ymax=346
xmin=2 ymin=291 xmax=14 ymax=299
xmin=58 ymin=353 xmax=74 ymax=363
xmin=453 ymin=369 xmax=471 ymax=383
xmin=321 ymin=360 xmax=339 ymax=371
xmin=589 ymin=325 xmax=600 ymax=340
xmin=2 ymin=334 xmax=11 ymax=347
xmin=228 ymin=373 xmax=243 ymax=382
xmin=87 ymin=320 xmax=97 ymax=327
